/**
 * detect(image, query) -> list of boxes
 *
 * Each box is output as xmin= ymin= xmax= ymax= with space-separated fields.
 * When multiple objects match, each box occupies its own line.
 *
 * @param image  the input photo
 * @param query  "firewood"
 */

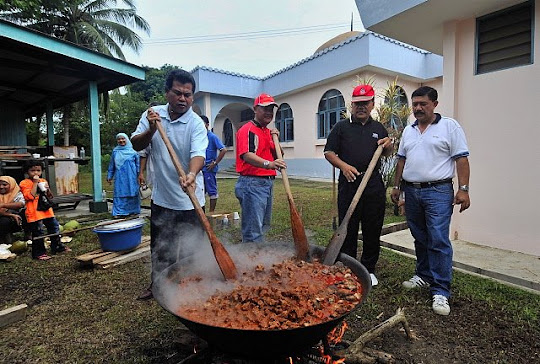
xmin=343 ymin=308 xmax=414 ymax=363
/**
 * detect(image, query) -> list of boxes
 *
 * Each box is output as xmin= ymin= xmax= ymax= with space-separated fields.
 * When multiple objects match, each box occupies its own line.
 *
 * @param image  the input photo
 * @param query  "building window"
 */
xmin=275 ymin=103 xmax=294 ymax=142
xmin=317 ymin=89 xmax=346 ymax=139
xmin=223 ymin=118 xmax=234 ymax=147
xmin=240 ymin=108 xmax=254 ymax=122
xmin=476 ymin=1 xmax=533 ymax=74
xmin=383 ymin=86 xmax=408 ymax=131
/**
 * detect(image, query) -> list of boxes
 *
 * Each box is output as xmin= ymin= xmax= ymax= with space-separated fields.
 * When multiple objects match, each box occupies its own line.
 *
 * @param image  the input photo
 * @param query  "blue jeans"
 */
xmin=235 ymin=176 xmax=274 ymax=243
xmin=404 ymin=182 xmax=454 ymax=297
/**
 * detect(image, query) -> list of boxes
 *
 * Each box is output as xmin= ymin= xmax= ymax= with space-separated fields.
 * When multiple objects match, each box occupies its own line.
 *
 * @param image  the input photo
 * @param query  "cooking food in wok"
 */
xmin=154 ymin=243 xmax=371 ymax=357
xmin=178 ymin=258 xmax=363 ymax=330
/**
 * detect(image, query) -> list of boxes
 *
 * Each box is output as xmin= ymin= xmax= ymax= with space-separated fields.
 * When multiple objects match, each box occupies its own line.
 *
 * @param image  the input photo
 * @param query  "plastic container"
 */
xmin=80 ymin=147 xmax=85 ymax=158
xmin=92 ymin=218 xmax=145 ymax=251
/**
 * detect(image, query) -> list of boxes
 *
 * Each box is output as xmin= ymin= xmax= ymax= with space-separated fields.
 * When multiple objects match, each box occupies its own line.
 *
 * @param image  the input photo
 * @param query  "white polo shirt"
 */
xmin=132 ymin=104 xmax=208 ymax=210
xmin=397 ymin=114 xmax=469 ymax=183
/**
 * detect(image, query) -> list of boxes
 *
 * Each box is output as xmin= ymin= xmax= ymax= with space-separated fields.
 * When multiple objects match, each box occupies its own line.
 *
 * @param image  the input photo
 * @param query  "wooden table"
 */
xmin=0 ymin=156 xmax=92 ymax=210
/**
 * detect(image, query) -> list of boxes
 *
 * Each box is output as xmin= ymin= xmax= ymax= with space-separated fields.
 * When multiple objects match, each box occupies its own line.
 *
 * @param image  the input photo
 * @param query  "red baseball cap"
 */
xmin=253 ymin=93 xmax=278 ymax=107
xmin=351 ymin=84 xmax=375 ymax=102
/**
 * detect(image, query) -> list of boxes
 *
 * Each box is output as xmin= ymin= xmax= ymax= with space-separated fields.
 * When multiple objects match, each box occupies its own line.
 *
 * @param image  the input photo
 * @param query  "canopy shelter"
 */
xmin=0 ymin=19 xmax=145 ymax=211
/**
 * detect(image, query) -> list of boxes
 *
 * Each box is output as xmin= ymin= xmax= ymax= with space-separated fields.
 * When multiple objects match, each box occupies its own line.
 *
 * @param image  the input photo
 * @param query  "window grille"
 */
xmin=317 ymin=89 xmax=346 ymax=139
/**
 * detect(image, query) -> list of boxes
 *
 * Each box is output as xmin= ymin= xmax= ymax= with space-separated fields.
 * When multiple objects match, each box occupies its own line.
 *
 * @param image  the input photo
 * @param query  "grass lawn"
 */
xmin=1 ymin=173 xmax=538 ymax=363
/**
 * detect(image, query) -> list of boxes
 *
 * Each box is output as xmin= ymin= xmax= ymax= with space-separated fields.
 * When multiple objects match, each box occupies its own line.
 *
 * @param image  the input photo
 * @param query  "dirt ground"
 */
xmin=1 ymin=238 xmax=538 ymax=363
xmin=336 ymin=255 xmax=540 ymax=364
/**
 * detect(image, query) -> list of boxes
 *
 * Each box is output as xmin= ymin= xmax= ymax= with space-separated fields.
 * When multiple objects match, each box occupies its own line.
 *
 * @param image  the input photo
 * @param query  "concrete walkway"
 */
xmin=381 ymin=229 xmax=540 ymax=294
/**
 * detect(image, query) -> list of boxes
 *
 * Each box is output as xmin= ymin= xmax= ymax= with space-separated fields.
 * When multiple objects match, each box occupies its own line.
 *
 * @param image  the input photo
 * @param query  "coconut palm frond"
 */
xmin=2 ymin=0 xmax=151 ymax=145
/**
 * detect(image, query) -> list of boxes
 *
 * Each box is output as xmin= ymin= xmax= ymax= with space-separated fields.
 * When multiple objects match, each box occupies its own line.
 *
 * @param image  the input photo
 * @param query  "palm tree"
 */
xmin=1 ymin=0 xmax=150 ymax=144
xmin=375 ymin=78 xmax=411 ymax=188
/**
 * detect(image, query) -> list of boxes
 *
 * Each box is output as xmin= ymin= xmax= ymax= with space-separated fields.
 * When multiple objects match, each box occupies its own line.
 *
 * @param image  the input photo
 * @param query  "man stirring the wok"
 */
xmin=235 ymin=93 xmax=287 ymax=243
xmin=131 ymin=69 xmax=208 ymax=300
xmin=324 ymin=85 xmax=393 ymax=287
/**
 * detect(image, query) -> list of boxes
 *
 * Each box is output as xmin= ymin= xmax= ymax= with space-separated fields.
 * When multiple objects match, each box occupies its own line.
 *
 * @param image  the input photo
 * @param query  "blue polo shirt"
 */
xmin=132 ymin=105 xmax=208 ymax=210
xmin=203 ymin=131 xmax=225 ymax=173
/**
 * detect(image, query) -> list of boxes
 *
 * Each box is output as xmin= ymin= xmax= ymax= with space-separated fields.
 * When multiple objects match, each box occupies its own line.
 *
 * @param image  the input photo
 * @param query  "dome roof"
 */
xmin=314 ymin=31 xmax=362 ymax=54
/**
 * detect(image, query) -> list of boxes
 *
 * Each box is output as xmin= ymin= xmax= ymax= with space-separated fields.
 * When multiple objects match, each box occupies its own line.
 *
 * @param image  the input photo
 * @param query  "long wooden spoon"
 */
xmin=272 ymin=134 xmax=309 ymax=260
xmin=322 ymin=145 xmax=384 ymax=265
xmin=155 ymin=120 xmax=237 ymax=280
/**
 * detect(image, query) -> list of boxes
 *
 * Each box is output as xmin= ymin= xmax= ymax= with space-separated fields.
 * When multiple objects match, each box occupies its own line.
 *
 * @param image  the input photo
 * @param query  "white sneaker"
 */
xmin=370 ymin=273 xmax=378 ymax=287
xmin=402 ymin=275 xmax=429 ymax=289
xmin=432 ymin=295 xmax=450 ymax=316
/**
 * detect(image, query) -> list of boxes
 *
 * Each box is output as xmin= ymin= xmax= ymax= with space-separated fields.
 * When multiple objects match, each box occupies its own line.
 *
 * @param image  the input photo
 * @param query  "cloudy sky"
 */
xmin=124 ymin=0 xmax=365 ymax=77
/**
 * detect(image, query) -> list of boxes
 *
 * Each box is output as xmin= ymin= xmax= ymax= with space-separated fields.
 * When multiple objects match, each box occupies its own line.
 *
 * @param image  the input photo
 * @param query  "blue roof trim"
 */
xmin=191 ymin=30 xmax=442 ymax=98
xmin=263 ymin=31 xmax=430 ymax=79
xmin=191 ymin=31 xmax=432 ymax=81
xmin=190 ymin=65 xmax=262 ymax=80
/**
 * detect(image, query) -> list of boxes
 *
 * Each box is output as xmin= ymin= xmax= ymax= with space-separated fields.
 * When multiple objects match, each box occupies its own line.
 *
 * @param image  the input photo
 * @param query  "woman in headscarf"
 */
xmin=0 ymin=176 xmax=26 ymax=244
xmin=107 ymin=133 xmax=141 ymax=217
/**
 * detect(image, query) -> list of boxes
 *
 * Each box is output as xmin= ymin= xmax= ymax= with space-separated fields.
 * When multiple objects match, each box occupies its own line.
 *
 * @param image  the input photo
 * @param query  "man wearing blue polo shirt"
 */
xmin=131 ymin=69 xmax=208 ymax=300
xmin=391 ymin=86 xmax=471 ymax=316
xmin=201 ymin=115 xmax=227 ymax=213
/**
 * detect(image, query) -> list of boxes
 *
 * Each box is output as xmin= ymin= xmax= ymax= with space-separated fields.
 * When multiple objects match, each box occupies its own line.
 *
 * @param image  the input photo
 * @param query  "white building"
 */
xmin=191 ymin=30 xmax=442 ymax=178
xmin=355 ymin=0 xmax=539 ymax=256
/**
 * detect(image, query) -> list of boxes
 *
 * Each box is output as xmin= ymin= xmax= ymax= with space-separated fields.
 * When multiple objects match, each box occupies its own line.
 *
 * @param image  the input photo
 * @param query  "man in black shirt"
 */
xmin=324 ymin=84 xmax=393 ymax=286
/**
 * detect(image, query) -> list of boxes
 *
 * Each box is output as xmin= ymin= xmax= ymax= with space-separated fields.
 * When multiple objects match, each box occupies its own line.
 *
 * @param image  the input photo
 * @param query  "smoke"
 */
xmin=152 ymin=224 xmax=299 ymax=315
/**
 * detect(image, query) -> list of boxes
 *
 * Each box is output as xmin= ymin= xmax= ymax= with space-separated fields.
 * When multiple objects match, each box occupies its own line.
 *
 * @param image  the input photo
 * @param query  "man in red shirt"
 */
xmin=235 ymin=93 xmax=287 ymax=243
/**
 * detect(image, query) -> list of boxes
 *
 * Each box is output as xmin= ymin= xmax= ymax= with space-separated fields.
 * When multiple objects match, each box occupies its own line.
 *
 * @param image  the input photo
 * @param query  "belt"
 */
xmin=243 ymin=175 xmax=275 ymax=180
xmin=403 ymin=178 xmax=452 ymax=188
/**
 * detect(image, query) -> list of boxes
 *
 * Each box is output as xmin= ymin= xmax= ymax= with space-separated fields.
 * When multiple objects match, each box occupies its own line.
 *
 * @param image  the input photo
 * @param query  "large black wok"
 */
xmin=154 ymin=243 xmax=371 ymax=358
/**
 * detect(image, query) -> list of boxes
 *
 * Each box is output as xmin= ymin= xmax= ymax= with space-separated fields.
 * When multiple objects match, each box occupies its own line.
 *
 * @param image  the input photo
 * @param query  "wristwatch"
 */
xmin=459 ymin=185 xmax=469 ymax=192
xmin=263 ymin=160 xmax=270 ymax=169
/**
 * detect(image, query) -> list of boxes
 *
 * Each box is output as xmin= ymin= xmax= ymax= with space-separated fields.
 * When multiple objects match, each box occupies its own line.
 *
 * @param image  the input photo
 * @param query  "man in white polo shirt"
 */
xmin=391 ymin=86 xmax=470 ymax=316
xmin=131 ymin=69 xmax=208 ymax=300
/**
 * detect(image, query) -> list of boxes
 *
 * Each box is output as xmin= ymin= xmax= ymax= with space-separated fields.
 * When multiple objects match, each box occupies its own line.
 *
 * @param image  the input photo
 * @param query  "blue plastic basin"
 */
xmin=93 ymin=218 xmax=145 ymax=252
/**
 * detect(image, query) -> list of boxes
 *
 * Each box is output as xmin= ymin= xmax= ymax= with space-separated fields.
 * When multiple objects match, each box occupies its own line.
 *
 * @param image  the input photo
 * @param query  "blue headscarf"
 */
xmin=113 ymin=133 xmax=137 ymax=169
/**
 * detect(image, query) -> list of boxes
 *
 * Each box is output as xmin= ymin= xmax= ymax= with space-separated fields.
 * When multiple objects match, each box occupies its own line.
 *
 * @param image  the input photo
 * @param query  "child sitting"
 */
xmin=19 ymin=161 xmax=71 ymax=260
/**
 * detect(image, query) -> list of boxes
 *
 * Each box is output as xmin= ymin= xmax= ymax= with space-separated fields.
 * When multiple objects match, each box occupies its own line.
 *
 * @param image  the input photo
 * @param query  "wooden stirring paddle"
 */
xmin=155 ymin=120 xmax=237 ymax=280
xmin=272 ymin=134 xmax=309 ymax=260
xmin=322 ymin=145 xmax=384 ymax=265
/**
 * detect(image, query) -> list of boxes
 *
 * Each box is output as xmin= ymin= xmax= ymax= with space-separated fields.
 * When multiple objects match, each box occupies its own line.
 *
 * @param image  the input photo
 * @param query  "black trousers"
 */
xmin=150 ymin=202 xmax=205 ymax=284
xmin=29 ymin=217 xmax=63 ymax=258
xmin=337 ymin=178 xmax=385 ymax=273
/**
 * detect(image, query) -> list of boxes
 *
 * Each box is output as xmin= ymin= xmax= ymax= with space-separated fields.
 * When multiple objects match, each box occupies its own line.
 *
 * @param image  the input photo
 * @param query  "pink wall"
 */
xmin=443 ymin=9 xmax=540 ymax=255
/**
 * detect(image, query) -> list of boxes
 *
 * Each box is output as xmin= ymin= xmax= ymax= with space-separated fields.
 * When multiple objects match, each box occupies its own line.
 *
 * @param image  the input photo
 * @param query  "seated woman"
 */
xmin=0 ymin=176 xmax=26 ymax=245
